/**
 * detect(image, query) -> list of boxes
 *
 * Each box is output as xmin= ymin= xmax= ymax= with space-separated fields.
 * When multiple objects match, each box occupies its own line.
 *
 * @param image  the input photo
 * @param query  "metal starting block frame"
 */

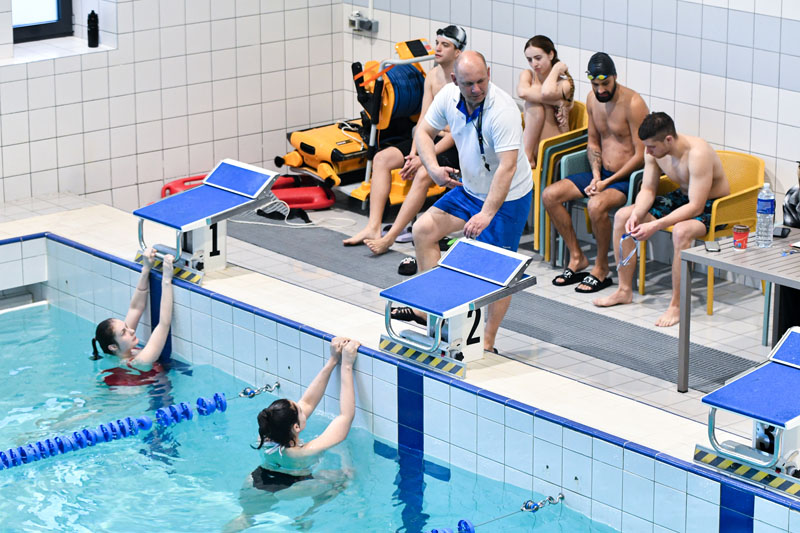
xmin=133 ymin=159 xmax=279 ymax=284
xmin=379 ymin=239 xmax=536 ymax=379
xmin=696 ymin=327 xmax=800 ymax=498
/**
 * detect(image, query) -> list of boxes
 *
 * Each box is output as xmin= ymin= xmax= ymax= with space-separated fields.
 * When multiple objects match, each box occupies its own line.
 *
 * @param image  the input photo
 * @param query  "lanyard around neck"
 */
xmin=470 ymin=104 xmax=491 ymax=172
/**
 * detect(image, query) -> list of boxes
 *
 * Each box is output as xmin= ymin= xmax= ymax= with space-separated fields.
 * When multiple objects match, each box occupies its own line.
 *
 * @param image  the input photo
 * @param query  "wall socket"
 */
xmin=349 ymin=11 xmax=378 ymax=33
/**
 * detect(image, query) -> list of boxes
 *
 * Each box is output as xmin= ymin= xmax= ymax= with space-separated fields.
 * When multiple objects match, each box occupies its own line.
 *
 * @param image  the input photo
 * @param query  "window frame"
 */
xmin=12 ymin=0 xmax=74 ymax=44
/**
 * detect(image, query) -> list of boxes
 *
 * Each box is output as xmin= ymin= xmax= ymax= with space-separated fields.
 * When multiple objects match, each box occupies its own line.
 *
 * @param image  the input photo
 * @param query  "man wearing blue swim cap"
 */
xmin=543 ymin=51 xmax=649 ymax=294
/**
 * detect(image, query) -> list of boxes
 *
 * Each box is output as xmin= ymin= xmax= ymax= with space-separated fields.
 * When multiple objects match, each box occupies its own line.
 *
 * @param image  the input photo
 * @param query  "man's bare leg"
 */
xmin=365 ymin=171 xmax=434 ymax=255
xmin=522 ymin=101 xmax=545 ymax=167
xmin=343 ymin=147 xmax=404 ymax=246
xmin=655 ymin=219 xmax=707 ymax=327
xmin=542 ymin=179 xmax=589 ymax=277
xmin=575 ymin=189 xmax=626 ymax=291
xmin=593 ymin=205 xmax=642 ymax=307
xmin=398 ymin=207 xmax=467 ymax=322
xmin=484 ymin=295 xmax=511 ymax=352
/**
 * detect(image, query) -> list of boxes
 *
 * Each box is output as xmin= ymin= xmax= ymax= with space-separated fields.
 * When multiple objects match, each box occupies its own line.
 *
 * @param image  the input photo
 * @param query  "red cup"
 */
xmin=732 ymin=224 xmax=750 ymax=250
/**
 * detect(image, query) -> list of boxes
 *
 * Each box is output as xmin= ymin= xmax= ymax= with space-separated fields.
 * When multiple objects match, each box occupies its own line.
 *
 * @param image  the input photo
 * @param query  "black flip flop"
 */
xmin=574 ymin=274 xmax=613 ymax=293
xmin=552 ymin=268 xmax=588 ymax=286
xmin=390 ymin=306 xmax=427 ymax=326
xmin=398 ymin=257 xmax=417 ymax=276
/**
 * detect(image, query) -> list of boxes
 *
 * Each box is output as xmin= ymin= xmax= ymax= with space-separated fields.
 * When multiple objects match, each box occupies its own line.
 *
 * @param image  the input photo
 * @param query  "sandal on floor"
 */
xmin=574 ymin=274 xmax=613 ymax=293
xmin=552 ymin=268 xmax=588 ymax=286
xmin=390 ymin=306 xmax=427 ymax=326
xmin=398 ymin=257 xmax=417 ymax=276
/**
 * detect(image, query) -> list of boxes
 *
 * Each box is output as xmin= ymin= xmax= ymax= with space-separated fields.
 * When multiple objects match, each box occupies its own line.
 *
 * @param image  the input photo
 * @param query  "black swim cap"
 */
xmin=587 ymin=52 xmax=617 ymax=78
xmin=437 ymin=25 xmax=467 ymax=51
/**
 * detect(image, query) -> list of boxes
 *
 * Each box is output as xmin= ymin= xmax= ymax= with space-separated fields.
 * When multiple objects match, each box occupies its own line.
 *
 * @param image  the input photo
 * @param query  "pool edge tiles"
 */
xmin=3 ymin=226 xmax=800 ymax=532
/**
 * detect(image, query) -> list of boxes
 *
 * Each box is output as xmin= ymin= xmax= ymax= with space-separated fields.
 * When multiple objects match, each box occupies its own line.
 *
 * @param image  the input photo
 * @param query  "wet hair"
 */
xmin=92 ymin=318 xmax=116 ymax=360
xmin=254 ymin=399 xmax=299 ymax=449
xmin=524 ymin=35 xmax=560 ymax=65
xmin=638 ymin=112 xmax=678 ymax=142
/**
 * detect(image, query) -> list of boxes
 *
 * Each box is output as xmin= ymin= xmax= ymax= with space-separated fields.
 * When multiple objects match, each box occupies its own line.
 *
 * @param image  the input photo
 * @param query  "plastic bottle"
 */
xmin=87 ymin=11 xmax=99 ymax=48
xmin=756 ymin=183 xmax=775 ymax=248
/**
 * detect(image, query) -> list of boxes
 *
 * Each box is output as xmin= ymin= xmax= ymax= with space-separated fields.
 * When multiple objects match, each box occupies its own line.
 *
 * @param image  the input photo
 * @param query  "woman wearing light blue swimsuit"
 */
xmin=225 ymin=337 xmax=359 ymax=531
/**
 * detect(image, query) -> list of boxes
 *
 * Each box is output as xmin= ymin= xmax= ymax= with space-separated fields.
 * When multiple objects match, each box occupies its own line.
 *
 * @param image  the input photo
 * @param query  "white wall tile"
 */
xmin=725 ymin=113 xmax=751 ymax=151
xmin=700 ymin=74 xmax=726 ymax=111
xmin=2 ymin=143 xmax=29 ymax=176
xmin=83 ymin=99 xmax=110 ymax=132
xmin=2 ymin=111 xmax=28 ymax=145
xmin=29 ymin=108 xmax=56 ymax=141
xmin=1 ymin=80 xmax=28 ymax=113
xmin=675 ymin=69 xmax=700 ymax=105
xmin=27 ymin=77 xmax=56 ymax=110
xmin=725 ymin=79 xmax=752 ymax=116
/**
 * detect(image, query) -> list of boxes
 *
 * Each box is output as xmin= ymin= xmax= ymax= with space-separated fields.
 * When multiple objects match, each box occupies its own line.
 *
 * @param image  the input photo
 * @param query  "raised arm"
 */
xmin=124 ymin=247 xmax=156 ymax=331
xmin=296 ymin=337 xmax=347 ymax=417
xmin=299 ymin=339 xmax=359 ymax=455
xmin=130 ymin=254 xmax=174 ymax=368
xmin=541 ymin=62 xmax=572 ymax=104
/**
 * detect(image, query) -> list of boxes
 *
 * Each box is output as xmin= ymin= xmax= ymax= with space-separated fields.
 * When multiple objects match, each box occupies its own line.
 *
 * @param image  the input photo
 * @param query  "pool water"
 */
xmin=0 ymin=305 xmax=617 ymax=532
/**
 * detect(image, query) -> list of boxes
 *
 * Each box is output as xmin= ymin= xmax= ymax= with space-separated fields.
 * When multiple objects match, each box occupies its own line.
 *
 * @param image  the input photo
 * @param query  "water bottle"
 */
xmin=756 ymin=183 xmax=775 ymax=248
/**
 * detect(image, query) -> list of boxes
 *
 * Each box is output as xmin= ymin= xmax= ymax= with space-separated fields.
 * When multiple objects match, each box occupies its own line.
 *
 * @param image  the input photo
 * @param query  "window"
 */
xmin=12 ymin=0 xmax=73 ymax=44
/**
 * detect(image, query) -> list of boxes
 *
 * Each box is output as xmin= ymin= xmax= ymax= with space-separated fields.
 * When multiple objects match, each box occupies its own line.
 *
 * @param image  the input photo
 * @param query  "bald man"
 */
xmin=392 ymin=51 xmax=533 ymax=354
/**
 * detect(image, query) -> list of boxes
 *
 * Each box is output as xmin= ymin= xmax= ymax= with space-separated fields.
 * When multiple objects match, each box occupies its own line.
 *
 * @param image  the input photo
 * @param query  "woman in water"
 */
xmin=91 ymin=248 xmax=175 ymax=372
xmin=516 ymin=35 xmax=575 ymax=167
xmin=226 ymin=337 xmax=360 ymax=531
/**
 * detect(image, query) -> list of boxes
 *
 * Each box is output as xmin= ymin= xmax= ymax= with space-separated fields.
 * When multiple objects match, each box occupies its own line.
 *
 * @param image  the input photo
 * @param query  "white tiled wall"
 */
xmin=0 ymin=0 xmax=342 ymax=209
xmin=0 ymin=239 xmax=46 ymax=290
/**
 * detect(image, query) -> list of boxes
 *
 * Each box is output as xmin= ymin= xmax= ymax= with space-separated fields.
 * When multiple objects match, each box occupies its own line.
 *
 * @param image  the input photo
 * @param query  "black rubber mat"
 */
xmin=228 ymin=217 xmax=757 ymax=392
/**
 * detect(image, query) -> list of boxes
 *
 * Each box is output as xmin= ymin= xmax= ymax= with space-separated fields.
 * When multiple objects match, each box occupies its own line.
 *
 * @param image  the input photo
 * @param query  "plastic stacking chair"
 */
xmin=637 ymin=151 xmax=765 ymax=316
xmin=550 ymin=149 xmax=644 ymax=267
xmin=531 ymin=101 xmax=588 ymax=257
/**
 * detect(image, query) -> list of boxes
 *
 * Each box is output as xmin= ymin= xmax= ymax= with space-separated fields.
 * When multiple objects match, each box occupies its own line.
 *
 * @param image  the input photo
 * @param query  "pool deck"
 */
xmin=0 ymin=193 xmax=770 ymax=465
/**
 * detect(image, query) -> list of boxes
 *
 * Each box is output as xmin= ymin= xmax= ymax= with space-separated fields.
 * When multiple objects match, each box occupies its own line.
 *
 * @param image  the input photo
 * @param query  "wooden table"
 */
xmin=678 ymin=228 xmax=800 ymax=392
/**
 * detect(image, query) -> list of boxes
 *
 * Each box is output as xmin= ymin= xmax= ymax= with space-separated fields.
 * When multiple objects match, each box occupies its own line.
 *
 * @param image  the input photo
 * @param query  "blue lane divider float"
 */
xmin=0 ymin=392 xmax=226 ymax=472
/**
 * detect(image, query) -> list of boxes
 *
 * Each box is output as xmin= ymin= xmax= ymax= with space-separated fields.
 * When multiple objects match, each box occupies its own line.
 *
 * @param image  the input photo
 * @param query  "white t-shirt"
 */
xmin=425 ymin=82 xmax=532 ymax=201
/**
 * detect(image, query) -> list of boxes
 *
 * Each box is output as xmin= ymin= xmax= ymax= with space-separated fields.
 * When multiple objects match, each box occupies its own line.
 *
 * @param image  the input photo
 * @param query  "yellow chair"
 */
xmin=531 ymin=101 xmax=588 ymax=256
xmin=637 ymin=151 xmax=765 ymax=315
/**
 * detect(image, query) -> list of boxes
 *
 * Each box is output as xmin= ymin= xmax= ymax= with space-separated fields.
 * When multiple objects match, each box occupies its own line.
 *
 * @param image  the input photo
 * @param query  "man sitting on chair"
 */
xmin=543 ymin=52 xmax=648 ymax=293
xmin=594 ymin=112 xmax=730 ymax=327
xmin=343 ymin=26 xmax=466 ymax=254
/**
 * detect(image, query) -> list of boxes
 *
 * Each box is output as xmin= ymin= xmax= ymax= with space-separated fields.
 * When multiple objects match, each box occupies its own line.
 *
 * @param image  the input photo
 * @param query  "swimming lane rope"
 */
xmin=0 ymin=393 xmax=231 ymax=471
xmin=429 ymin=493 xmax=565 ymax=533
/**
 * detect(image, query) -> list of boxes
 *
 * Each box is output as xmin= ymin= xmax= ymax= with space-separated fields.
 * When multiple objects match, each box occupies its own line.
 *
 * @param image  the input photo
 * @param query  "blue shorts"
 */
xmin=566 ymin=166 xmax=630 ymax=198
xmin=432 ymin=187 xmax=532 ymax=251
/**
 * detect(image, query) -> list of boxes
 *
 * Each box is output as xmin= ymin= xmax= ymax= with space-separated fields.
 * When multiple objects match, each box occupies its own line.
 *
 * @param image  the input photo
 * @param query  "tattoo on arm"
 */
xmin=587 ymin=148 xmax=602 ymax=175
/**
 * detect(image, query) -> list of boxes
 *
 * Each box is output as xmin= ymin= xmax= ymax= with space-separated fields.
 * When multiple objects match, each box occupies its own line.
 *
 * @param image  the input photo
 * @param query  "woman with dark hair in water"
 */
xmin=91 ymin=248 xmax=175 ymax=374
xmin=225 ymin=337 xmax=360 ymax=531
xmin=517 ymin=35 xmax=575 ymax=167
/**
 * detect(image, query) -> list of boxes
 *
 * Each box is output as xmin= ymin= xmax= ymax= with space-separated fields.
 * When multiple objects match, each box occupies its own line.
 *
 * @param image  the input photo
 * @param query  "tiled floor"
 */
xmin=0 ymin=193 xmax=773 ymax=447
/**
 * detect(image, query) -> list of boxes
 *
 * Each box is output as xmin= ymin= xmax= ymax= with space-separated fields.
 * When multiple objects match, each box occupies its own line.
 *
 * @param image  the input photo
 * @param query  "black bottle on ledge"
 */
xmin=88 ymin=10 xmax=99 ymax=48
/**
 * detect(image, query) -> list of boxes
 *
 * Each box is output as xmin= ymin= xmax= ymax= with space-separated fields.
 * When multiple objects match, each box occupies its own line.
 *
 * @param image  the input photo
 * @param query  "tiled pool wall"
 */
xmin=1 ymin=232 xmax=800 ymax=533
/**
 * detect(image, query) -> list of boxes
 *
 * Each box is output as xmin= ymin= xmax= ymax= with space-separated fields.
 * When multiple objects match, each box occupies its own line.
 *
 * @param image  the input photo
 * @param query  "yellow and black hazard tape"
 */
xmin=134 ymin=252 xmax=203 ymax=285
xmin=379 ymin=337 xmax=466 ymax=379
xmin=694 ymin=446 xmax=800 ymax=496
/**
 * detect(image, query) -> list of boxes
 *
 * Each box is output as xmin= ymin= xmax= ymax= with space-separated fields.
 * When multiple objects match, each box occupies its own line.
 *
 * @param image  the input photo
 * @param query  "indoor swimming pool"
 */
xmin=0 ymin=304 xmax=616 ymax=532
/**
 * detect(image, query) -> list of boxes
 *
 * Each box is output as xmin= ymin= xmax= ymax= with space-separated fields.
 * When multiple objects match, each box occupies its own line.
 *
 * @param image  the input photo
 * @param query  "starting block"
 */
xmin=133 ymin=159 xmax=279 ymax=284
xmin=379 ymin=239 xmax=536 ymax=379
xmin=695 ymin=327 xmax=800 ymax=498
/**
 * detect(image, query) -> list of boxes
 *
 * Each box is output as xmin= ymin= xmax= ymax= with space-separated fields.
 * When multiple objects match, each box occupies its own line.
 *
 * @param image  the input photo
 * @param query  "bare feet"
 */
xmin=593 ymin=288 xmax=633 ymax=307
xmin=576 ymin=266 xmax=609 ymax=292
xmin=343 ymin=227 xmax=380 ymax=246
xmin=364 ymin=235 xmax=394 ymax=255
xmin=655 ymin=305 xmax=680 ymax=327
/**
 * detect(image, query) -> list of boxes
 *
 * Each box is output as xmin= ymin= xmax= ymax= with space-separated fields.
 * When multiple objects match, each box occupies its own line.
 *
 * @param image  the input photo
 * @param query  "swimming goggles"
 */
xmin=586 ymin=72 xmax=610 ymax=81
xmin=616 ymin=233 xmax=638 ymax=270
xmin=436 ymin=27 xmax=466 ymax=50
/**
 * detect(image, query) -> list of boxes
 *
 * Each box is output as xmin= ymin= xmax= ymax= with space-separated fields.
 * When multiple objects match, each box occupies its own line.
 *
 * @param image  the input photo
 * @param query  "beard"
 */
xmin=594 ymin=81 xmax=617 ymax=103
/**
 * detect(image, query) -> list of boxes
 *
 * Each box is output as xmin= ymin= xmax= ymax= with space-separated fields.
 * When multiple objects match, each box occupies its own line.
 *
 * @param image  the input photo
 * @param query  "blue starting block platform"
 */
xmin=695 ymin=327 xmax=800 ymax=498
xmin=133 ymin=159 xmax=279 ymax=283
xmin=379 ymin=239 xmax=536 ymax=379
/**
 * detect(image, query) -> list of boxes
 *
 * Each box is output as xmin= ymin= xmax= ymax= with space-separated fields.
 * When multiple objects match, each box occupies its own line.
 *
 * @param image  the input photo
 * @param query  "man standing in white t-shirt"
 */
xmin=392 ymin=50 xmax=533 ymax=354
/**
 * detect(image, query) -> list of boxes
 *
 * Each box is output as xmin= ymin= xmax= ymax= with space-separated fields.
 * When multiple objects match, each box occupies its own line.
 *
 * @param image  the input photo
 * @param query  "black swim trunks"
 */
xmin=649 ymin=189 xmax=719 ymax=232
xmin=251 ymin=466 xmax=312 ymax=493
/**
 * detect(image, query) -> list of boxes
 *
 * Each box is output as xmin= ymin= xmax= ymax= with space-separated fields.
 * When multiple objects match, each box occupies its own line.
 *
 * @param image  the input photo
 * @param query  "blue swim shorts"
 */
xmin=566 ymin=166 xmax=630 ymax=198
xmin=432 ymin=186 xmax=532 ymax=251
